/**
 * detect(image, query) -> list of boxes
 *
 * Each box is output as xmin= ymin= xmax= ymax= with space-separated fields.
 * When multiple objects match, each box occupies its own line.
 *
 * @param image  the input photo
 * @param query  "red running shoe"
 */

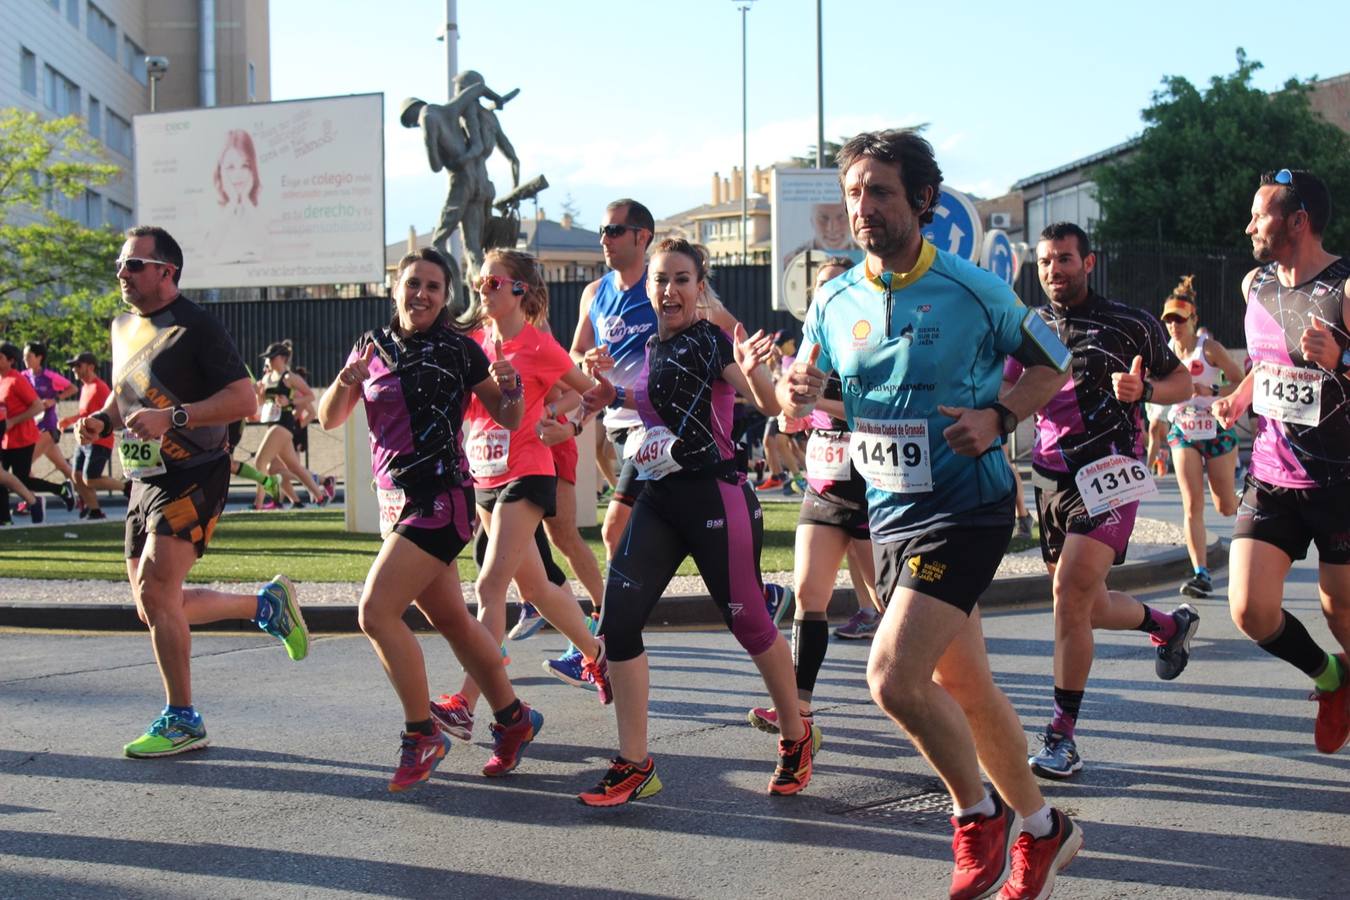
xmin=949 ymin=793 xmax=1021 ymax=900
xmin=998 ymin=808 xmax=1083 ymax=899
xmin=768 ymin=720 xmax=822 ymax=795
xmin=482 ymin=704 xmax=543 ymax=776
xmin=582 ymin=637 xmax=613 ymax=705
xmin=387 ymin=728 xmax=450 ymax=793
xmin=1313 ymin=653 xmax=1350 ymax=754
xmin=577 ymin=756 xmax=663 ymax=807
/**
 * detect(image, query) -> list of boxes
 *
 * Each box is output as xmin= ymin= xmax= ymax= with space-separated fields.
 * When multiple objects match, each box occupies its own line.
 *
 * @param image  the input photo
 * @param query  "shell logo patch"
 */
xmin=852 ymin=320 xmax=872 ymax=341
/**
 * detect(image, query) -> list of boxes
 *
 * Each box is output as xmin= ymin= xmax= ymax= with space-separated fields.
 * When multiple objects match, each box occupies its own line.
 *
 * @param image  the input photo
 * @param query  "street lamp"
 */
xmin=732 ymin=0 xmax=755 ymax=261
xmin=146 ymin=56 xmax=169 ymax=112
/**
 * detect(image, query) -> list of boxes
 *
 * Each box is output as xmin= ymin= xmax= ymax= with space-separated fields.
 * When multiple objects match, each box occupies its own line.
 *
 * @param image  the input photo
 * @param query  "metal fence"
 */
xmin=208 ymin=245 xmax=1256 ymax=384
xmin=1013 ymin=241 xmax=1255 ymax=346
xmin=210 ymin=265 xmax=807 ymax=386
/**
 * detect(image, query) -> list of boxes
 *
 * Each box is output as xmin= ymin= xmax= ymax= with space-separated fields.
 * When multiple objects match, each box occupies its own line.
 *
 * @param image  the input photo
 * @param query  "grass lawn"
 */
xmin=0 ymin=504 xmax=1038 ymax=583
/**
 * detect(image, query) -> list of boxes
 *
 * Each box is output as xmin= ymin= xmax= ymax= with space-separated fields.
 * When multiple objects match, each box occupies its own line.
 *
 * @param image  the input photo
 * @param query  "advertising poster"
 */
xmin=770 ymin=167 xmax=863 ymax=315
xmin=133 ymin=93 xmax=385 ymax=289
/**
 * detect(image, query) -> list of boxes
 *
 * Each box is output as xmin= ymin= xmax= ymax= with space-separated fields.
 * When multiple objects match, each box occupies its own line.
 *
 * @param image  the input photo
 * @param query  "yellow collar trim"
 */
xmin=863 ymin=240 xmax=936 ymax=292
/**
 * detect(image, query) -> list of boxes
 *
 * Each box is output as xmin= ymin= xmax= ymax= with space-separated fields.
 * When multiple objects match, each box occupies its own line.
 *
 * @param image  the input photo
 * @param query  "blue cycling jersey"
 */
xmin=803 ymin=241 xmax=1067 ymax=542
xmin=588 ymin=269 xmax=655 ymax=430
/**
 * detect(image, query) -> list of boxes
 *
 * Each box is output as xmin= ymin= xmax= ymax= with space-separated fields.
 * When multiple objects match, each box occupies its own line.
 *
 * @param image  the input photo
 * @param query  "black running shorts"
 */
xmin=873 ymin=522 xmax=1012 ymax=616
xmin=1233 ymin=475 xmax=1350 ymax=564
xmin=125 ymin=457 xmax=230 ymax=559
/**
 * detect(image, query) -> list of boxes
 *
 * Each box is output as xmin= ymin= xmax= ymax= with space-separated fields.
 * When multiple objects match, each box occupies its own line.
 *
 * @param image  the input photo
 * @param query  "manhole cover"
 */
xmin=832 ymin=780 xmax=952 ymax=820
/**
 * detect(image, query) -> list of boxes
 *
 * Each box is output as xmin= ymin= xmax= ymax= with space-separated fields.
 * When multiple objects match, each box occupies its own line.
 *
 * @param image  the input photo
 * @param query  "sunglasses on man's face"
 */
xmin=1273 ymin=168 xmax=1308 ymax=213
xmin=599 ymin=224 xmax=645 ymax=239
xmin=115 ymin=256 xmax=172 ymax=275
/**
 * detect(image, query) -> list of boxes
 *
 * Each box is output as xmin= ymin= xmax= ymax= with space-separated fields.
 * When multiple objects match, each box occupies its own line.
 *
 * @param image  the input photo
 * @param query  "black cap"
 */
xmin=261 ymin=342 xmax=292 ymax=359
xmin=68 ymin=351 xmax=99 ymax=367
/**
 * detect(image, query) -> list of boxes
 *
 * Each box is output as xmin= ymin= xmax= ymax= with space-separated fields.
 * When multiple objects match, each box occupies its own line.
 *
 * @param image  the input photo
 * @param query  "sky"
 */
xmin=270 ymin=0 xmax=1346 ymax=244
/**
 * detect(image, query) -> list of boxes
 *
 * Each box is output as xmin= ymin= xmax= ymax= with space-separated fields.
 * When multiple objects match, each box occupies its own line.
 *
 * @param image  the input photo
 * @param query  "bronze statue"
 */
xmin=400 ymin=71 xmax=521 ymax=304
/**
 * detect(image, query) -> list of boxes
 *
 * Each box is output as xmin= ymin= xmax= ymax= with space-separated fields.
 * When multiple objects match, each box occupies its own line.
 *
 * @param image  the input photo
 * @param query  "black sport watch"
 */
xmin=171 ymin=406 xmax=190 ymax=428
xmin=989 ymin=401 xmax=1018 ymax=436
xmin=1337 ymin=348 xmax=1350 ymax=375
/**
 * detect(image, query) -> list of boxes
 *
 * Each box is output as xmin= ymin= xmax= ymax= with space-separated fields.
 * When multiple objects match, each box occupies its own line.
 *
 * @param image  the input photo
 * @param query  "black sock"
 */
xmin=406 ymin=718 xmax=435 ymax=736
xmin=1258 ymin=611 xmax=1329 ymax=677
xmin=493 ymin=699 xmax=522 ymax=726
xmin=792 ymin=615 xmax=830 ymax=696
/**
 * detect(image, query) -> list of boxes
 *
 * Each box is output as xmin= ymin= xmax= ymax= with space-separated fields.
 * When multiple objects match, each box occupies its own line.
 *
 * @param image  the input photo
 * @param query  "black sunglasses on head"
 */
xmin=599 ymin=224 xmax=645 ymax=239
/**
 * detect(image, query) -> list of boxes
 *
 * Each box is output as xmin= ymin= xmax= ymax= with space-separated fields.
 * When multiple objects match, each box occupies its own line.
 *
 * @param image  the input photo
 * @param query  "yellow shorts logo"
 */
xmin=906 ymin=554 xmax=947 ymax=583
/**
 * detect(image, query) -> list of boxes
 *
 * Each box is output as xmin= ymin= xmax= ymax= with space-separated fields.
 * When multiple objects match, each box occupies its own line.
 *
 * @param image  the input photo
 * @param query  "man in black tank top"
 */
xmin=1213 ymin=169 xmax=1350 ymax=754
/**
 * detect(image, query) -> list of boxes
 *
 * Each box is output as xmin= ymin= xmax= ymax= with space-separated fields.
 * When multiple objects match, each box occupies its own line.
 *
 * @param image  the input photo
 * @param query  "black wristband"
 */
xmin=91 ymin=411 xmax=113 ymax=436
xmin=1140 ymin=380 xmax=1154 ymax=404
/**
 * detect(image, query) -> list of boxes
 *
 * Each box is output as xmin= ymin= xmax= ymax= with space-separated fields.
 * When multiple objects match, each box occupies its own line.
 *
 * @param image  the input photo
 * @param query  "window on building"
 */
xmin=66 ymin=0 xmax=79 ymax=27
xmin=87 ymin=3 xmax=117 ymax=58
xmin=123 ymin=36 xmax=147 ymax=85
xmin=44 ymin=65 xmax=80 ymax=116
xmin=248 ymin=61 xmax=256 ymax=101
xmin=88 ymin=96 xmax=101 ymax=138
xmin=20 ymin=47 xmax=38 ymax=95
xmin=106 ymin=111 xmax=131 ymax=157
xmin=81 ymin=190 xmax=102 ymax=228
xmin=106 ymin=200 xmax=133 ymax=232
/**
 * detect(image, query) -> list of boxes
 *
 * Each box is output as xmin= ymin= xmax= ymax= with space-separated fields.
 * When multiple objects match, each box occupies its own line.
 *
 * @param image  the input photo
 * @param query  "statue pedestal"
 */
xmin=343 ymin=404 xmax=379 ymax=534
xmin=574 ymin=420 xmax=598 ymax=527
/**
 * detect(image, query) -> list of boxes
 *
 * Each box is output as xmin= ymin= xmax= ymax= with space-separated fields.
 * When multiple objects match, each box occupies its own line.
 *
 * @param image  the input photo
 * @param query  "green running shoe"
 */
xmin=124 ymin=711 xmax=209 ymax=758
xmin=262 ymin=474 xmax=282 ymax=503
xmin=257 ymin=574 xmax=308 ymax=661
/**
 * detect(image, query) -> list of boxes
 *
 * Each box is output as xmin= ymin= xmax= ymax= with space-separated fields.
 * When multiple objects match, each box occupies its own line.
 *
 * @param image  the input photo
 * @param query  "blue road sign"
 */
xmin=980 ymin=229 xmax=1017 ymax=284
xmin=922 ymin=188 xmax=982 ymax=262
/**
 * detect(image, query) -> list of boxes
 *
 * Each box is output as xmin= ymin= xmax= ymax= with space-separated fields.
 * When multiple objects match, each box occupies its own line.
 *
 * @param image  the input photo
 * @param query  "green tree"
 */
xmin=0 ymin=108 xmax=124 ymax=356
xmin=1094 ymin=50 xmax=1350 ymax=250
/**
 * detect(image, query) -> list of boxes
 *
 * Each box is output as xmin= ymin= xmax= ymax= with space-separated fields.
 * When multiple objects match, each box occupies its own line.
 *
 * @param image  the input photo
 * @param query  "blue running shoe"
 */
xmin=256 ymin=574 xmax=308 ymax=661
xmin=544 ymin=648 xmax=592 ymax=688
xmin=124 ymin=711 xmax=209 ymax=758
xmin=508 ymin=602 xmax=546 ymax=640
xmin=1029 ymin=729 xmax=1083 ymax=780
xmin=764 ymin=583 xmax=794 ymax=628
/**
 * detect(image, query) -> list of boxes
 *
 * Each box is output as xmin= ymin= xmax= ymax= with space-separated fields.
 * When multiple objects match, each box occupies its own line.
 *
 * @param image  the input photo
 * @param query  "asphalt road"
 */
xmin=3 ymin=560 xmax=1347 ymax=899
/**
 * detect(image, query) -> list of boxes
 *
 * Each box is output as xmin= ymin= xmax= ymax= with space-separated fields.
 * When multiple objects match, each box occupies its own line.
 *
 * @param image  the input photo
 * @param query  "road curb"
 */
xmin=0 ymin=537 xmax=1224 ymax=632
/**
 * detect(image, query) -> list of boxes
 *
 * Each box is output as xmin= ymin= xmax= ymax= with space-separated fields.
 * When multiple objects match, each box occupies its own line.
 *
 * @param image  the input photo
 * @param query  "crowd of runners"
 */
xmin=10 ymin=128 xmax=1343 ymax=900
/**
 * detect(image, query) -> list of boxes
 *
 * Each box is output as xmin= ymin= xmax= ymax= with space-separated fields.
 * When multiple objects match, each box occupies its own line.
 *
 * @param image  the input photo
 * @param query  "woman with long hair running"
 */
xmin=1160 ymin=276 xmax=1244 ymax=598
xmin=576 ymin=238 xmax=819 ymax=807
xmin=429 ymin=248 xmax=610 ymax=741
xmin=22 ymin=341 xmax=76 ymax=509
xmin=253 ymin=341 xmax=331 ymax=509
xmin=317 ymin=246 xmax=542 ymax=791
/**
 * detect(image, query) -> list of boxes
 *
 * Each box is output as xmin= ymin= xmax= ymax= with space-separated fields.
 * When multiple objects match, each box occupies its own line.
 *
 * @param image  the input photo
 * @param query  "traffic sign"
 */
xmin=922 ymin=188 xmax=982 ymax=262
xmin=980 ymin=229 xmax=1017 ymax=284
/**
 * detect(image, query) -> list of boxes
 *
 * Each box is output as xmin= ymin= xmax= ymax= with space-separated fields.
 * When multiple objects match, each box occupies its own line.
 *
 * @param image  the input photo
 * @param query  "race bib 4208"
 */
xmin=466 ymin=427 xmax=510 ymax=479
xmin=848 ymin=418 xmax=931 ymax=493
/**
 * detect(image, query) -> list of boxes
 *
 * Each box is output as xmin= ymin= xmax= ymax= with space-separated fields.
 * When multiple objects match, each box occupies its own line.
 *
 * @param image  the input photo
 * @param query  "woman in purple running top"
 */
xmin=574 ymin=238 xmax=820 ymax=807
xmin=22 ymin=341 xmax=77 ymax=499
xmin=317 ymin=247 xmax=542 ymax=792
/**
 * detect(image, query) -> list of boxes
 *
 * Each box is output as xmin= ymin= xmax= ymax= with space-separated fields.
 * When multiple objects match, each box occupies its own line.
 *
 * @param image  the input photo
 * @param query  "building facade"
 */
xmin=3 ymin=0 xmax=269 ymax=229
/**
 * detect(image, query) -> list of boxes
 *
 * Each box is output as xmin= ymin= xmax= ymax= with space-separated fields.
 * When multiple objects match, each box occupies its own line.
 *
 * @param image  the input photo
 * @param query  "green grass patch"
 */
xmin=0 ymin=504 xmax=1039 ymax=583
